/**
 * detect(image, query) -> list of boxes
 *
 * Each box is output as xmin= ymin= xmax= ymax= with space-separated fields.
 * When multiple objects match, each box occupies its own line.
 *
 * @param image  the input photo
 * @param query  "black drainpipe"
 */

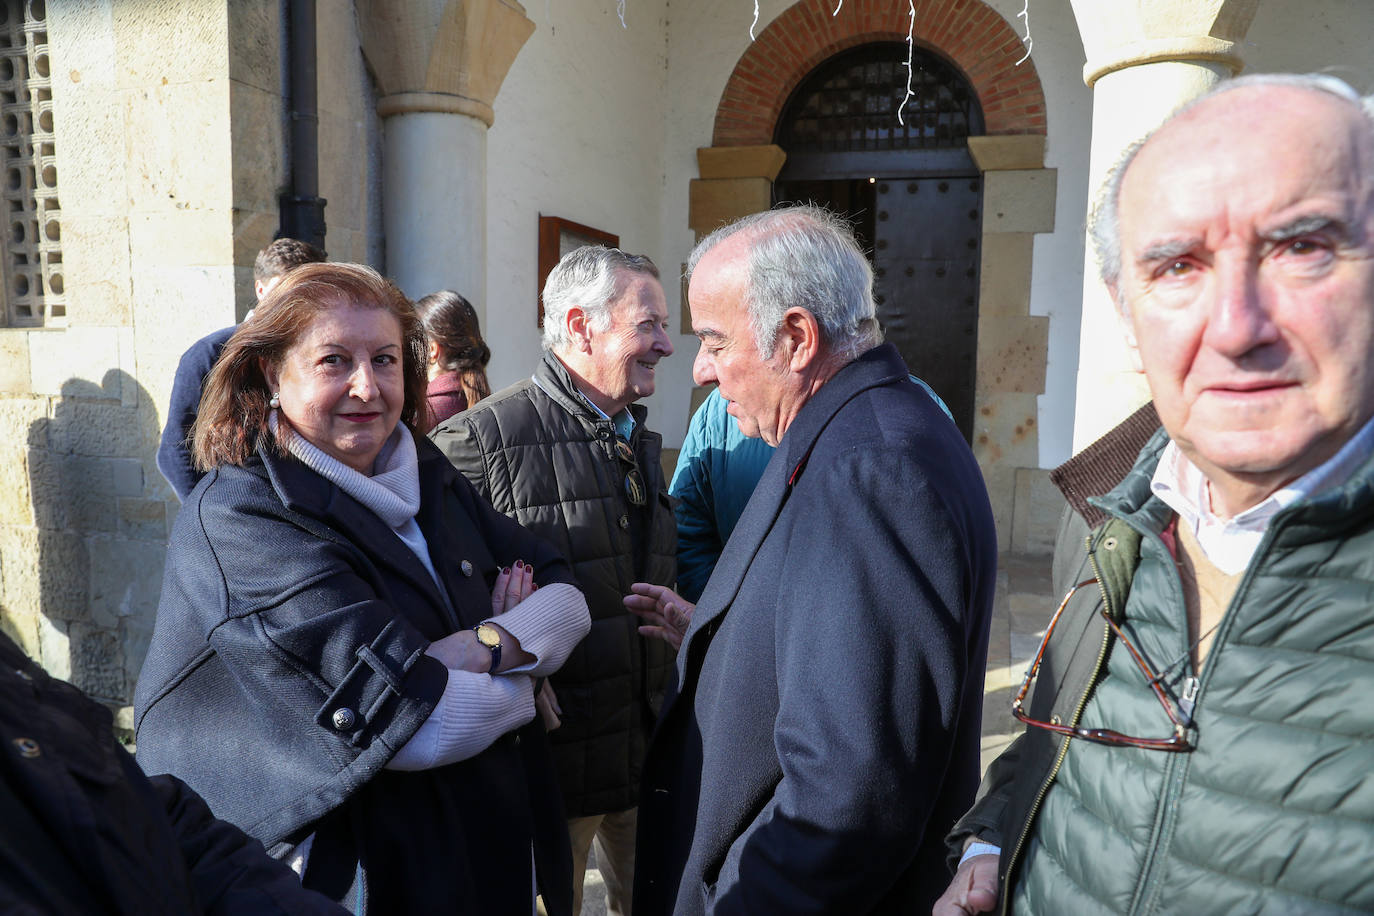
xmin=279 ymin=0 xmax=327 ymax=249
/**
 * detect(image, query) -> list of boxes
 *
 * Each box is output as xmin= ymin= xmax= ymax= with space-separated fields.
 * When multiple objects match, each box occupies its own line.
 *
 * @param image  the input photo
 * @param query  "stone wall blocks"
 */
xmin=110 ymin=459 xmax=145 ymax=498
xmin=688 ymin=178 xmax=772 ymax=236
xmin=0 ymin=399 xmax=53 ymax=451
xmin=229 ymin=82 xmax=286 ymax=213
xmin=130 ymin=267 xmax=239 ymax=372
xmin=114 ymin=1 xmax=230 ymax=88
xmin=0 ymin=527 xmax=92 ymax=626
xmin=89 ymin=537 xmax=164 ymax=637
xmin=50 ymin=88 xmax=127 ymax=211
xmin=123 ymin=80 xmax=233 ymax=212
xmin=968 ymin=135 xmax=1047 ymax=172
xmin=977 ymin=234 xmax=1035 ymax=317
xmin=65 ymin=621 xmax=125 ymax=703
xmin=1010 ymin=467 xmax=1062 ymax=556
xmin=0 ymin=333 xmax=32 ymax=395
xmin=0 ymin=609 xmax=40 ymax=664
xmin=130 ymin=210 xmax=236 ymax=271
xmin=232 ymin=210 xmax=280 ymax=274
xmin=49 ymin=2 xmax=119 ymax=89
xmin=47 ymin=402 xmax=148 ymax=459
xmin=0 ymin=446 xmax=36 ymax=528
xmin=979 ymin=465 xmax=1015 ymax=554
xmin=977 ymin=314 xmax=1049 ymax=394
xmin=28 ymin=328 xmax=124 ymax=399
xmin=971 ymin=391 xmax=1040 ymax=471
xmin=116 ymin=330 xmax=139 ymax=409
xmin=49 ymin=455 xmax=119 ymax=534
xmin=982 ymin=169 xmax=1058 ymax=234
xmin=317 ymin=113 xmax=365 ymax=220
xmin=59 ymin=218 xmax=135 ymax=326
xmin=116 ymin=499 xmax=167 ymax=541
xmin=696 ymin=145 xmax=787 ymax=181
xmin=37 ymin=614 xmax=71 ymax=681
xmin=227 ymin=0 xmax=281 ymax=94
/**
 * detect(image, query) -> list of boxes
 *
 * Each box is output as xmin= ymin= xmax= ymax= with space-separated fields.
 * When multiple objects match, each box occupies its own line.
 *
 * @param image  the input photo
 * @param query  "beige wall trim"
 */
xmin=967 ymin=135 xmax=1045 ymax=172
xmin=688 ymin=176 xmax=773 ymax=239
xmin=688 ymin=145 xmax=786 ymax=241
xmin=696 ymin=145 xmax=787 ymax=181
xmin=376 ymin=91 xmax=495 ymax=124
xmin=1084 ymin=37 xmax=1245 ymax=87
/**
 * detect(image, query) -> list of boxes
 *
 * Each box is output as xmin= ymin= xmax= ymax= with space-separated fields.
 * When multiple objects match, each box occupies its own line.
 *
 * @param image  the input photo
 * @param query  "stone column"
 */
xmin=1068 ymin=0 xmax=1260 ymax=450
xmin=357 ymin=0 xmax=534 ymax=314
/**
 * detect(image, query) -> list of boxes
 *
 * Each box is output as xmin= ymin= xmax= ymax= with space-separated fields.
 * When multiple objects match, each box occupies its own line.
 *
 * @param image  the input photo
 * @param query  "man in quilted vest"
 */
xmin=431 ymin=245 xmax=677 ymax=916
xmin=937 ymin=73 xmax=1374 ymax=915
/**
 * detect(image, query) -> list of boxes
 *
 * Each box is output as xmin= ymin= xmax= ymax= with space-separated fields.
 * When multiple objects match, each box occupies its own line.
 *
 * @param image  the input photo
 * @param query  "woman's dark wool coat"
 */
xmin=135 ymin=433 xmax=579 ymax=915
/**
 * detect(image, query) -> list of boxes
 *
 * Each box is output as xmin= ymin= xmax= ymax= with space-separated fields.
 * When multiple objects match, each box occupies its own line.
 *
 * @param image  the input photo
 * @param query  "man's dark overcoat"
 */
xmin=634 ymin=344 xmax=999 ymax=916
xmin=135 ymin=433 xmax=577 ymax=915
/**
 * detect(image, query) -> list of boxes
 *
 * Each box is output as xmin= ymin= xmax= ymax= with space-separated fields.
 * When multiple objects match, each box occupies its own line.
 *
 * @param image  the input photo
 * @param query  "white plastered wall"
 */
xmin=484 ymin=0 xmax=683 ymax=434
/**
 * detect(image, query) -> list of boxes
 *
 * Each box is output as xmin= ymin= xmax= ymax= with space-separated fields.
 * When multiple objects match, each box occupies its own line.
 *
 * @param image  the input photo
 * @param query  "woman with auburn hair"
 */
xmin=134 ymin=262 xmax=589 ymax=915
xmin=415 ymin=289 xmax=491 ymax=432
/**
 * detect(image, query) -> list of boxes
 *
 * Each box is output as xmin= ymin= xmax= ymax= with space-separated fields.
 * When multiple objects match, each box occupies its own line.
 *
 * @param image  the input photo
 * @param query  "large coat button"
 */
xmin=618 ymin=515 xmax=629 ymax=529
xmin=332 ymin=708 xmax=357 ymax=731
xmin=461 ymin=559 xmax=474 ymax=577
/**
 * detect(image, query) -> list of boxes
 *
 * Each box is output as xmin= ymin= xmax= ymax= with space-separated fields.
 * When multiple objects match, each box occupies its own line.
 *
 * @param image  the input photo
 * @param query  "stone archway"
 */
xmin=687 ymin=0 xmax=1057 ymax=553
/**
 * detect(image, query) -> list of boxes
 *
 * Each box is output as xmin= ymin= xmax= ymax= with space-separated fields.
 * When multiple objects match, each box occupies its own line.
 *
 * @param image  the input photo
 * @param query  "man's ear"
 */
xmin=1111 ymin=284 xmax=1145 ymax=374
xmin=566 ymin=305 xmax=594 ymax=354
xmin=776 ymin=307 xmax=822 ymax=372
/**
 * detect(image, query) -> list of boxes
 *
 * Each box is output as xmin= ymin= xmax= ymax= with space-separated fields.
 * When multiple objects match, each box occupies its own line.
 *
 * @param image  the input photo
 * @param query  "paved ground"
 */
xmin=578 ymin=550 xmax=1060 ymax=914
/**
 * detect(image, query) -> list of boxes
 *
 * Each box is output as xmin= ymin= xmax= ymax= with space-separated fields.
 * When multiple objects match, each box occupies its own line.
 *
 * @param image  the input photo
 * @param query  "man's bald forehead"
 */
xmin=1127 ymin=82 xmax=1372 ymax=189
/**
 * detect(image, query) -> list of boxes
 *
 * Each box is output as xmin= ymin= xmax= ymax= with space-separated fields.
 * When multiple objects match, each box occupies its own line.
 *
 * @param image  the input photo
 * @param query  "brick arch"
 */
xmin=712 ymin=0 xmax=1046 ymax=146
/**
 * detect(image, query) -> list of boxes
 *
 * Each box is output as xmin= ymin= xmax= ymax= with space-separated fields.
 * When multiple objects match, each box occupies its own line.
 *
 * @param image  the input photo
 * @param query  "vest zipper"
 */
xmin=1131 ymin=516 xmax=1288 ymax=915
xmin=998 ymin=535 xmax=1115 ymax=916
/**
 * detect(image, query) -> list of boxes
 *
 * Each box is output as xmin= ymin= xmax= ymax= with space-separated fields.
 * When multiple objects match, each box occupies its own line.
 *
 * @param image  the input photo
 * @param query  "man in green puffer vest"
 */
xmin=936 ymin=73 xmax=1374 ymax=915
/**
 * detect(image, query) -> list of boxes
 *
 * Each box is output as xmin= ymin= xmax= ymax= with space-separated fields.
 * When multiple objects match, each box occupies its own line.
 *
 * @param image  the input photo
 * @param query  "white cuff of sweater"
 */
xmin=385 ymin=671 xmax=535 ymax=771
xmin=959 ymin=842 xmax=1001 ymax=867
xmin=487 ymin=582 xmax=590 ymax=677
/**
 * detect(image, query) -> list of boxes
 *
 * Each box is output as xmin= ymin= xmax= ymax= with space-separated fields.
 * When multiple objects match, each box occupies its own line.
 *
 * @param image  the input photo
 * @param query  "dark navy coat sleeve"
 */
xmin=157 ymin=326 xmax=236 ymax=501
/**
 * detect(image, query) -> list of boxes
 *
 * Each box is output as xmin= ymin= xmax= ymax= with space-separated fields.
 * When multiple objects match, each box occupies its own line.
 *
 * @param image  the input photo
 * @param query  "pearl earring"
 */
xmin=269 ymin=392 xmax=281 ymax=410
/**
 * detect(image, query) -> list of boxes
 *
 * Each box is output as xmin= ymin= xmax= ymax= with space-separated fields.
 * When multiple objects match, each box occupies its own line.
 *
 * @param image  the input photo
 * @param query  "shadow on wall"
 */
xmin=15 ymin=370 xmax=167 ymax=732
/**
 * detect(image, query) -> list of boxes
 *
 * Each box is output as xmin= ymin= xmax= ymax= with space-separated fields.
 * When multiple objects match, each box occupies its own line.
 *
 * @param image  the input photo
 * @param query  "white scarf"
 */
xmin=269 ymin=413 xmax=451 ymax=596
xmin=269 ymin=412 xmax=420 ymax=527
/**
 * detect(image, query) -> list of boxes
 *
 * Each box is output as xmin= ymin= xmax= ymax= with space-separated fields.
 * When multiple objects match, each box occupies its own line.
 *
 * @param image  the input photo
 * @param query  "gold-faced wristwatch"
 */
xmin=473 ymin=624 xmax=502 ymax=673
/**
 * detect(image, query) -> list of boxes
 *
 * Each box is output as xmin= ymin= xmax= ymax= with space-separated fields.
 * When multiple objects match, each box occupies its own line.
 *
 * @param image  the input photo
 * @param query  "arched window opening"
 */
xmin=776 ymin=42 xmax=984 ymax=155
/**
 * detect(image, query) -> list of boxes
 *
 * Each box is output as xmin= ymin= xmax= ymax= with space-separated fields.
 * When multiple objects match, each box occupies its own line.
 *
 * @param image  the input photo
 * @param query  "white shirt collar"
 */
xmin=1150 ymin=416 xmax=1374 ymax=574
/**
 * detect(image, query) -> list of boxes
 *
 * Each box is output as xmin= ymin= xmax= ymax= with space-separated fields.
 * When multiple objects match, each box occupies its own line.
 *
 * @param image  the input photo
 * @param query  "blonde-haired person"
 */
xmin=135 ymin=262 xmax=590 ymax=915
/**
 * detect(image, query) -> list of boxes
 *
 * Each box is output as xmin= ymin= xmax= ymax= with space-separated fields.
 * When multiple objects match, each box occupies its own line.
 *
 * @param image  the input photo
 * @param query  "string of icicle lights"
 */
xmin=609 ymin=2 xmax=1035 ymax=120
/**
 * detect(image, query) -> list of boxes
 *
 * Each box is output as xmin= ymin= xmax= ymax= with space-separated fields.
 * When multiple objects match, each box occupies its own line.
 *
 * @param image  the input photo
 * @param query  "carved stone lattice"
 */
xmin=0 ymin=0 xmax=62 ymax=326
